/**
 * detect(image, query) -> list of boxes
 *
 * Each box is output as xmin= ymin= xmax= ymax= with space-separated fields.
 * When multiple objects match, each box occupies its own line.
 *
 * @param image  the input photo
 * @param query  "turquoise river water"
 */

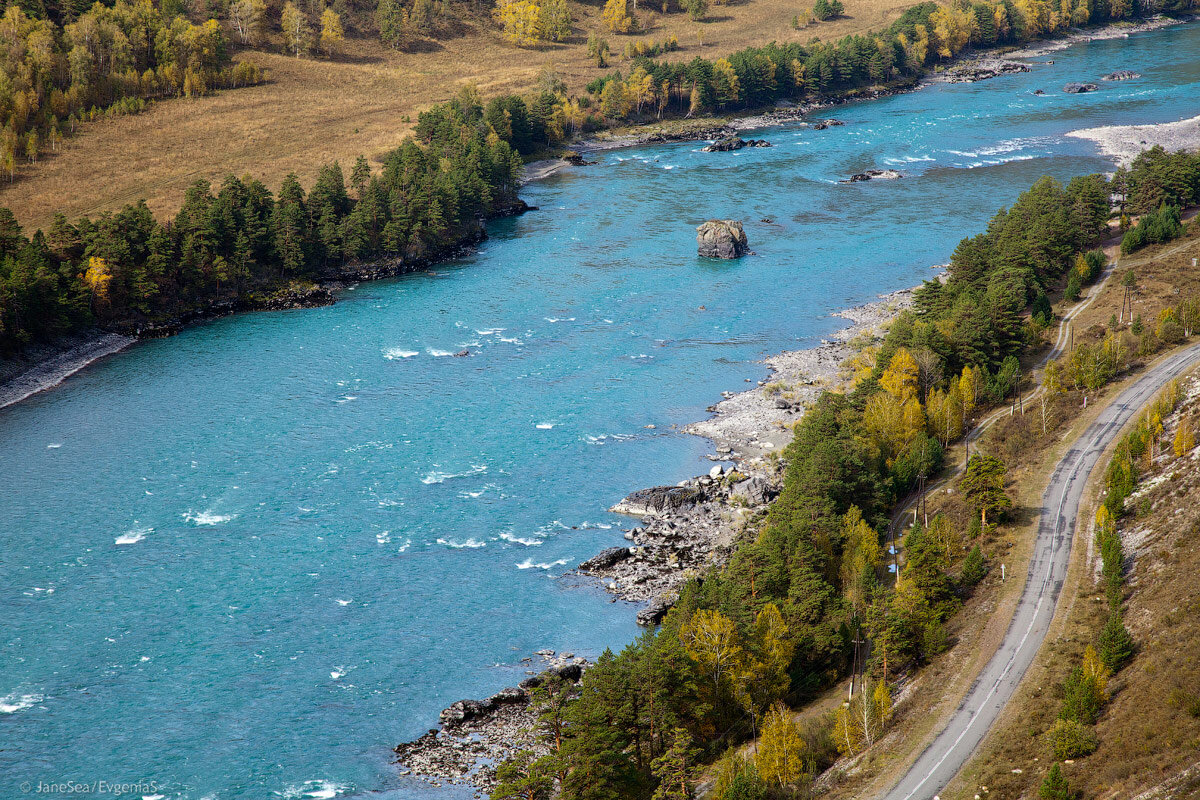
xmin=1 ymin=21 xmax=1198 ymax=800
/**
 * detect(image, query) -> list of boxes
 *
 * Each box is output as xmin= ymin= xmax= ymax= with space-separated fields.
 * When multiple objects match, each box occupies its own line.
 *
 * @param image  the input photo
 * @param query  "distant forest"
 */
xmin=4 ymin=0 xmax=1199 ymax=182
xmin=0 ymin=99 xmax=523 ymax=354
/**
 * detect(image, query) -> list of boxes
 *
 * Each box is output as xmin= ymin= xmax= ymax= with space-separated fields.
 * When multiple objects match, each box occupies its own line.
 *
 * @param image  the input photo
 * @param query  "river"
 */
xmin=1 ymin=21 xmax=1197 ymax=800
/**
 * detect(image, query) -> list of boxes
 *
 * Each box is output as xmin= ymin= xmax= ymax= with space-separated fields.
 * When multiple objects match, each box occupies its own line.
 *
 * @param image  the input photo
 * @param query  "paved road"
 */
xmin=878 ymin=340 xmax=1200 ymax=800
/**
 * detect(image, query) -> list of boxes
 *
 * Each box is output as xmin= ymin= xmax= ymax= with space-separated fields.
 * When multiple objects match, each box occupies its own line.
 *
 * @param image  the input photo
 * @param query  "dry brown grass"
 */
xmin=0 ymin=0 xmax=914 ymax=231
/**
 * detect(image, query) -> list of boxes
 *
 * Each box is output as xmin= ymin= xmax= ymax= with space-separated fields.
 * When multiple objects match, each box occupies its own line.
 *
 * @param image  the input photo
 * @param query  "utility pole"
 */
xmin=848 ymin=626 xmax=865 ymax=701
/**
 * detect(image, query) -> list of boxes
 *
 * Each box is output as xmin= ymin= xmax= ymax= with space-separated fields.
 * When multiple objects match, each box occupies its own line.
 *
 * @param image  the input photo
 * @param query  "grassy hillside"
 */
xmin=942 ymin=223 xmax=1200 ymax=800
xmin=0 ymin=0 xmax=916 ymax=230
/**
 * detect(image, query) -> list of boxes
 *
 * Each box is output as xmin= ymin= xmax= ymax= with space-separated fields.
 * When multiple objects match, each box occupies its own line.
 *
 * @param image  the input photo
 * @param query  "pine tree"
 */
xmin=492 ymin=750 xmax=555 ymax=800
xmin=650 ymin=728 xmax=695 ymax=800
xmin=960 ymin=454 xmax=1012 ymax=527
xmin=1039 ymin=763 xmax=1074 ymax=800
xmin=960 ymin=545 xmax=986 ymax=588
xmin=1097 ymin=611 xmax=1135 ymax=671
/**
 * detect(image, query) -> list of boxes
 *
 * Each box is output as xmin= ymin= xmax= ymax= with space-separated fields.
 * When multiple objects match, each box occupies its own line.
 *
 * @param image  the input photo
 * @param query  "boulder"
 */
xmin=1101 ymin=71 xmax=1140 ymax=81
xmin=702 ymin=136 xmax=772 ymax=152
xmin=561 ymin=150 xmax=596 ymax=166
xmin=579 ymin=547 xmax=632 ymax=572
xmin=732 ymin=477 xmax=777 ymax=506
xmin=488 ymin=687 xmax=528 ymax=705
xmin=611 ymin=486 xmax=703 ymax=516
xmin=1063 ymin=82 xmax=1099 ymax=93
xmin=696 ymin=220 xmax=750 ymax=259
xmin=845 ymin=169 xmax=903 ymax=183
xmin=945 ymin=61 xmax=1030 ymax=83
xmin=552 ymin=663 xmax=584 ymax=682
xmin=637 ymin=593 xmax=678 ymax=627
xmin=439 ymin=698 xmax=493 ymax=727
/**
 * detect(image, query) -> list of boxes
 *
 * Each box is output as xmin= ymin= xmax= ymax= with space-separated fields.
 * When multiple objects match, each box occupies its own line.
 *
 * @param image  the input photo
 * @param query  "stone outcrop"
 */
xmin=810 ymin=119 xmax=846 ymax=130
xmin=844 ymin=169 xmax=903 ymax=182
xmin=578 ymin=546 xmax=631 ymax=571
xmin=702 ymin=136 xmax=772 ymax=152
xmin=945 ymin=61 xmax=1030 ymax=83
xmin=1064 ymin=82 xmax=1099 ymax=93
xmin=561 ymin=150 xmax=596 ymax=166
xmin=610 ymin=486 xmax=703 ymax=516
xmin=696 ymin=220 xmax=749 ymax=259
xmin=1101 ymin=70 xmax=1140 ymax=81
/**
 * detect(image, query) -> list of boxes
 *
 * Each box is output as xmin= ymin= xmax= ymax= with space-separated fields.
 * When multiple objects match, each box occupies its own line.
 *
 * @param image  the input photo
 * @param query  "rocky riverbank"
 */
xmin=1067 ymin=112 xmax=1200 ymax=167
xmin=394 ymin=654 xmax=588 ymax=796
xmin=394 ymin=284 xmax=922 ymax=792
xmin=0 ymin=332 xmax=137 ymax=410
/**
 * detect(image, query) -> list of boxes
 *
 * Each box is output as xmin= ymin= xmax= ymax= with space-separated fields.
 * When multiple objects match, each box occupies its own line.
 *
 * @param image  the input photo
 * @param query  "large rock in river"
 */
xmin=696 ymin=220 xmax=749 ymax=259
xmin=611 ymin=486 xmax=703 ymax=516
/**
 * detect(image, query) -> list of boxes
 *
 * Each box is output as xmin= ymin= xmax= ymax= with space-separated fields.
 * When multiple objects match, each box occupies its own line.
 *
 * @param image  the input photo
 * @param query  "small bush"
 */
xmin=1169 ymin=688 xmax=1200 ymax=718
xmin=1045 ymin=718 xmax=1098 ymax=760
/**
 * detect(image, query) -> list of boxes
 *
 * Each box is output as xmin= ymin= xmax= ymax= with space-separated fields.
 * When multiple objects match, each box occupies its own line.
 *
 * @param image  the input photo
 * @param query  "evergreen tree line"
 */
xmin=488 ymin=158 xmax=1200 ymax=799
xmin=0 ymin=100 xmax=523 ymax=354
xmin=0 ymin=0 xmax=267 ymax=178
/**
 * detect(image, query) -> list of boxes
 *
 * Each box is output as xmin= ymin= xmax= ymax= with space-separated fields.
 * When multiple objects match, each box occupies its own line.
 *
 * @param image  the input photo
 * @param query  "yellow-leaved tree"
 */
xmin=680 ymin=608 xmax=743 ymax=697
xmin=925 ymin=384 xmax=964 ymax=445
xmin=834 ymin=679 xmax=892 ymax=755
xmin=712 ymin=58 xmax=740 ymax=106
xmin=863 ymin=391 xmax=925 ymax=465
xmin=494 ymin=0 xmax=543 ymax=46
xmin=839 ymin=506 xmax=881 ymax=613
xmin=82 ymin=256 xmax=113 ymax=309
xmin=601 ymin=0 xmax=636 ymax=32
xmin=880 ymin=346 xmax=920 ymax=402
xmin=538 ymin=0 xmax=572 ymax=41
xmin=1175 ymin=417 xmax=1195 ymax=457
xmin=320 ymin=8 xmax=344 ymax=57
xmin=756 ymin=703 xmax=806 ymax=787
xmin=281 ymin=1 xmax=312 ymax=56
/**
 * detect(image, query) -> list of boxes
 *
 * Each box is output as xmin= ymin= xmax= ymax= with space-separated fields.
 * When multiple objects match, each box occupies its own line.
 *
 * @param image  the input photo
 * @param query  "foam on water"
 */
xmin=436 ymin=538 xmax=487 ymax=549
xmin=183 ymin=510 xmax=234 ymax=526
xmin=383 ymin=347 xmax=419 ymax=359
xmin=421 ymin=464 xmax=488 ymax=484
xmin=0 ymin=692 xmax=43 ymax=713
xmin=535 ymin=423 xmax=555 ymax=429
xmin=426 ymin=349 xmax=455 ymax=357
xmin=499 ymin=532 xmax=544 ymax=546
xmin=516 ymin=558 xmax=570 ymax=570
xmin=114 ymin=525 xmax=152 ymax=545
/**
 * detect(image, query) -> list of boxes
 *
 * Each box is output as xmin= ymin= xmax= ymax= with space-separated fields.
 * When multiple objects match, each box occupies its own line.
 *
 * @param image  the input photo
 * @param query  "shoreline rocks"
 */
xmin=944 ymin=61 xmax=1031 ymax=83
xmin=395 ymin=656 xmax=588 ymax=793
xmin=1064 ymin=82 xmax=1100 ymax=93
xmin=844 ymin=169 xmax=903 ymax=182
xmin=1102 ymin=70 xmax=1140 ymax=81
xmin=696 ymin=220 xmax=750 ymax=259
xmin=702 ymin=136 xmax=772 ymax=152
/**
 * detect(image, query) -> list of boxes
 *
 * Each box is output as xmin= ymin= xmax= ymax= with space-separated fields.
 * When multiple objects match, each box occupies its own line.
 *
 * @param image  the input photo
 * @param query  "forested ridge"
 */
xmin=0 ymin=97 xmax=523 ymax=354
xmin=487 ymin=148 xmax=1200 ymax=800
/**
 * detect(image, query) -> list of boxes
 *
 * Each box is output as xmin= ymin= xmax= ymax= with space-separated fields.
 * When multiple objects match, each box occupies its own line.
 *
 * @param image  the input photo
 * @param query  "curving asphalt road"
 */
xmin=878 ymin=340 xmax=1200 ymax=800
